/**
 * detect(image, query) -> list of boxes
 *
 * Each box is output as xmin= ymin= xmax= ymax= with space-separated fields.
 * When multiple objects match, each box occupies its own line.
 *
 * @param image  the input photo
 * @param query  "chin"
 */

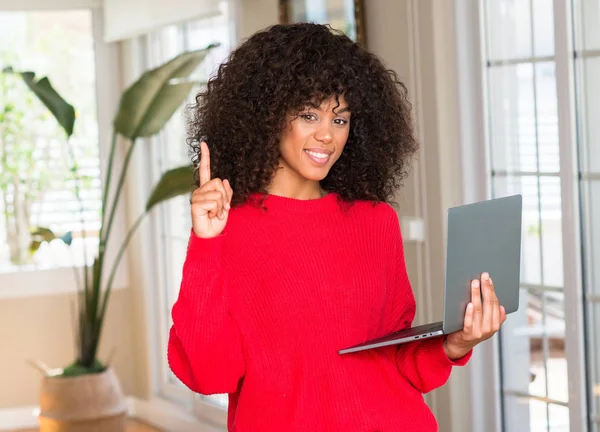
xmin=300 ymin=168 xmax=331 ymax=182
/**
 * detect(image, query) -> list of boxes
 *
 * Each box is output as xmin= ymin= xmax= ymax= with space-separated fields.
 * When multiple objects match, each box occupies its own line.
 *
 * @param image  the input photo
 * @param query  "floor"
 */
xmin=13 ymin=418 xmax=163 ymax=432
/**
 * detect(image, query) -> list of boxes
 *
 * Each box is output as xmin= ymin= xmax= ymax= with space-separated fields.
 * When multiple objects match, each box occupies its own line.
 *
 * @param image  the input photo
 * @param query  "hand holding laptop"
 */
xmin=442 ymin=272 xmax=507 ymax=360
xmin=339 ymin=194 xmax=522 ymax=356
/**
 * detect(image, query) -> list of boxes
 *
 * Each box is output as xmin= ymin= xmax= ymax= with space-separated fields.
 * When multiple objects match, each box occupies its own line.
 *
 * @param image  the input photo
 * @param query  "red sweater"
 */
xmin=168 ymin=193 xmax=471 ymax=431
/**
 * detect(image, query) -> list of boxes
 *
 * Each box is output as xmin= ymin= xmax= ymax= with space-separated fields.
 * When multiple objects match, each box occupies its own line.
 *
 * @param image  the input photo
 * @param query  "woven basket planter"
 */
xmin=38 ymin=368 xmax=127 ymax=432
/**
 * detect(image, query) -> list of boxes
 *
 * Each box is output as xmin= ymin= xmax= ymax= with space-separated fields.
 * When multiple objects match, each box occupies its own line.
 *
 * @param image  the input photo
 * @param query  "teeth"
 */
xmin=306 ymin=151 xmax=329 ymax=159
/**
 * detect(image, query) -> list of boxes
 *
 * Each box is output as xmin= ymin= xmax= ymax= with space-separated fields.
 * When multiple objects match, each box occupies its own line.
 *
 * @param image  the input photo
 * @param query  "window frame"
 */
xmin=141 ymin=1 xmax=239 ymax=426
xmin=0 ymin=0 xmax=101 ymax=10
xmin=456 ymin=1 xmax=588 ymax=431
xmin=0 ymin=1 xmax=128 ymax=298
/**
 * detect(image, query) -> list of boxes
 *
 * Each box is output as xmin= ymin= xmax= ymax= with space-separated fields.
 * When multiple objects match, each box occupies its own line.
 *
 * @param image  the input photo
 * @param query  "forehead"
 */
xmin=312 ymin=95 xmax=349 ymax=111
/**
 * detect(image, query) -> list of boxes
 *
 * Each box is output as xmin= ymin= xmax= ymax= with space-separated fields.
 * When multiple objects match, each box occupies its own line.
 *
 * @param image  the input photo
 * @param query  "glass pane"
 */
xmin=494 ymin=176 xmax=542 ymax=285
xmin=288 ymin=0 xmax=358 ymax=41
xmin=487 ymin=62 xmax=559 ymax=174
xmin=150 ymin=24 xmax=183 ymax=64
xmin=582 ymin=180 xmax=600 ymax=295
xmin=535 ymin=62 xmax=560 ymax=173
xmin=544 ymin=292 xmax=567 ymax=403
xmin=580 ymin=0 xmax=600 ymax=51
xmin=548 ymin=403 xmax=570 ymax=431
xmin=489 ymin=64 xmax=537 ymax=172
xmin=579 ymin=57 xmax=600 ymax=174
xmin=540 ymin=177 xmax=563 ymax=287
xmin=532 ymin=0 xmax=555 ymax=57
xmin=504 ymin=394 xmax=552 ymax=431
xmin=199 ymin=393 xmax=228 ymax=408
xmin=0 ymin=10 xmax=100 ymax=271
xmin=502 ymin=289 xmax=546 ymax=398
xmin=529 ymin=399 xmax=550 ymax=431
xmin=502 ymin=394 xmax=532 ymax=432
xmin=186 ymin=7 xmax=232 ymax=73
xmin=486 ymin=0 xmax=533 ymax=60
xmin=587 ymin=302 xmax=600 ymax=418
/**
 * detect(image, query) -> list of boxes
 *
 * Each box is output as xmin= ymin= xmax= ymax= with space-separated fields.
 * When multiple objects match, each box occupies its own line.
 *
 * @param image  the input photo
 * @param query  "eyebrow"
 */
xmin=334 ymin=107 xmax=351 ymax=114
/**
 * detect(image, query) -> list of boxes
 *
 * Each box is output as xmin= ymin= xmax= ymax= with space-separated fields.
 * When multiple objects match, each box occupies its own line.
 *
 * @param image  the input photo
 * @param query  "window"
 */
xmin=145 ymin=0 xmax=235 ymax=415
xmin=481 ymin=0 xmax=594 ymax=430
xmin=0 ymin=9 xmax=101 ymax=272
xmin=573 ymin=0 xmax=600 ymax=428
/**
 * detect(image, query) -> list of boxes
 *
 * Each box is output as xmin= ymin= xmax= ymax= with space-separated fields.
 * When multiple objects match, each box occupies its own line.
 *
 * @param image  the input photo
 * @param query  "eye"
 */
xmin=300 ymin=113 xmax=317 ymax=122
xmin=334 ymin=118 xmax=349 ymax=125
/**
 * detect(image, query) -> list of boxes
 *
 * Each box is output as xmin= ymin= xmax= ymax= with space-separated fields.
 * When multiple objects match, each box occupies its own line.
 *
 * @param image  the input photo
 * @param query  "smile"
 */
xmin=304 ymin=149 xmax=332 ymax=166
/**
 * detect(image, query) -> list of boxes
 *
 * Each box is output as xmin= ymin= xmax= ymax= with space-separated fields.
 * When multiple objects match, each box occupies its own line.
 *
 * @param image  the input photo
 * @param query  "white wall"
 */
xmin=237 ymin=0 xmax=279 ymax=40
xmin=364 ymin=1 xmax=473 ymax=431
xmin=0 ymin=288 xmax=137 ymax=407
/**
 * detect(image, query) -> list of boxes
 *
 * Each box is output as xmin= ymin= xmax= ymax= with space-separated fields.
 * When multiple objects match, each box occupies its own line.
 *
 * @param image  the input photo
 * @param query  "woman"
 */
xmin=168 ymin=23 xmax=506 ymax=431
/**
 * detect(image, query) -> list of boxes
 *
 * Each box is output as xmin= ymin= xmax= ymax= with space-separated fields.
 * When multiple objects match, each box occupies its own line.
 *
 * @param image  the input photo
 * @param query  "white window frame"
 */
xmin=456 ymin=1 xmax=588 ymax=431
xmin=0 ymin=0 xmax=128 ymax=299
xmin=139 ymin=2 xmax=240 ymax=427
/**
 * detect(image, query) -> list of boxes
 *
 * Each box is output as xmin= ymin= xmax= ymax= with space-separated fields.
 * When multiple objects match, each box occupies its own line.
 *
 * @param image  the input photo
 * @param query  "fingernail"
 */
xmin=225 ymin=202 xmax=231 ymax=210
xmin=483 ymin=272 xmax=490 ymax=280
xmin=472 ymin=279 xmax=479 ymax=288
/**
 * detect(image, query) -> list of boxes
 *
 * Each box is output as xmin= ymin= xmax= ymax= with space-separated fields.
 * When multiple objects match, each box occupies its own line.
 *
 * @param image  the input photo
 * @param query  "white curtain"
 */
xmin=103 ymin=0 xmax=221 ymax=42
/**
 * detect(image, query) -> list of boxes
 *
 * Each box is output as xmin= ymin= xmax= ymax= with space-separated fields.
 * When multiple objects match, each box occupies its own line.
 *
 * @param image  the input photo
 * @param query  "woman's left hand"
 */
xmin=443 ymin=272 xmax=507 ymax=360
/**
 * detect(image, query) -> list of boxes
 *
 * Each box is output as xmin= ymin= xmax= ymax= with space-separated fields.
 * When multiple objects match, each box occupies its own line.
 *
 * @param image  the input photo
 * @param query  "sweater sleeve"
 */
xmin=384 ymin=207 xmax=471 ymax=394
xmin=167 ymin=230 xmax=245 ymax=395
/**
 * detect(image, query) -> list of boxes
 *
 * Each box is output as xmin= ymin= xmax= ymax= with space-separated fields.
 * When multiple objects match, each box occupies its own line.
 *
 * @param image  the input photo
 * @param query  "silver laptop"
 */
xmin=338 ymin=194 xmax=523 ymax=355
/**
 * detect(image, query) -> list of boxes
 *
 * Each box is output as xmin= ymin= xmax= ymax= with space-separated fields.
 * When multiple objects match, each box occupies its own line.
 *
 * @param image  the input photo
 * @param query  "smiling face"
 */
xmin=271 ymin=96 xmax=350 ymax=196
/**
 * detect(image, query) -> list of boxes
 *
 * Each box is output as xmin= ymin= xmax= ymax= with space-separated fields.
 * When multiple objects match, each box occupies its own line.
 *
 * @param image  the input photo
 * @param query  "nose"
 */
xmin=314 ymin=123 xmax=333 ymax=144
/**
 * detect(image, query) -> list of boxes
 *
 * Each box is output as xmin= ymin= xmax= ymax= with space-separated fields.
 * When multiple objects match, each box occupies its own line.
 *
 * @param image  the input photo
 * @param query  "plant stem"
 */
xmin=92 ymin=132 xmax=117 ymax=317
xmin=102 ymin=139 xmax=137 ymax=246
xmin=96 ymin=211 xmax=146 ymax=337
xmin=90 ymin=132 xmax=118 ymax=346
xmin=99 ymin=132 xmax=117 ymax=244
xmin=88 ymin=138 xmax=137 ymax=361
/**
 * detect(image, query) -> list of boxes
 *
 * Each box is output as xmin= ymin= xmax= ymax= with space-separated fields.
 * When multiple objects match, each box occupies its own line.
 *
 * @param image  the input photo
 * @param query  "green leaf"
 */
xmin=135 ymin=82 xmax=195 ymax=137
xmin=29 ymin=240 xmax=42 ymax=254
xmin=29 ymin=228 xmax=73 ymax=252
xmin=145 ymin=165 xmax=194 ymax=212
xmin=61 ymin=359 xmax=105 ymax=377
xmin=31 ymin=227 xmax=57 ymax=243
xmin=114 ymin=48 xmax=212 ymax=139
xmin=8 ymin=69 xmax=76 ymax=138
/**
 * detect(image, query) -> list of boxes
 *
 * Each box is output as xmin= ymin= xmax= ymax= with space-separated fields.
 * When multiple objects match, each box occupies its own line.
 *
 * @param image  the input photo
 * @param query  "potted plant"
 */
xmin=12 ymin=46 xmax=213 ymax=431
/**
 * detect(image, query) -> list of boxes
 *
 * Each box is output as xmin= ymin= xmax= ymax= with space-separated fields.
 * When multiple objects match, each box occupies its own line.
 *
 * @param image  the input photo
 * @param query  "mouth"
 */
xmin=303 ymin=149 xmax=333 ymax=166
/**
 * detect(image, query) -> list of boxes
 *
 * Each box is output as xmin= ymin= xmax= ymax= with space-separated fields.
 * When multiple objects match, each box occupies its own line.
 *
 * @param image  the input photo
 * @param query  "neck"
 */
xmin=267 ymin=167 xmax=326 ymax=200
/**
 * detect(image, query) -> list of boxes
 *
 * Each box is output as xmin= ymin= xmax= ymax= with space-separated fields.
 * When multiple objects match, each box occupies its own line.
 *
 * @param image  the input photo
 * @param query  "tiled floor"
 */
xmin=13 ymin=418 xmax=163 ymax=432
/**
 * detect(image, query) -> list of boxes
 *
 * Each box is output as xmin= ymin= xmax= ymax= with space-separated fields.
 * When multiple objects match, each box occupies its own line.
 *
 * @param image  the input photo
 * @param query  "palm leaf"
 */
xmin=146 ymin=165 xmax=194 ymax=212
xmin=4 ymin=67 xmax=76 ymax=138
xmin=113 ymin=47 xmax=213 ymax=139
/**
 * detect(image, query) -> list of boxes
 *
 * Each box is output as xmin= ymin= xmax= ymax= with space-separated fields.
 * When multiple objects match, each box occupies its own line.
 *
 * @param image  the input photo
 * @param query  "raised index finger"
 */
xmin=199 ymin=141 xmax=211 ymax=186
